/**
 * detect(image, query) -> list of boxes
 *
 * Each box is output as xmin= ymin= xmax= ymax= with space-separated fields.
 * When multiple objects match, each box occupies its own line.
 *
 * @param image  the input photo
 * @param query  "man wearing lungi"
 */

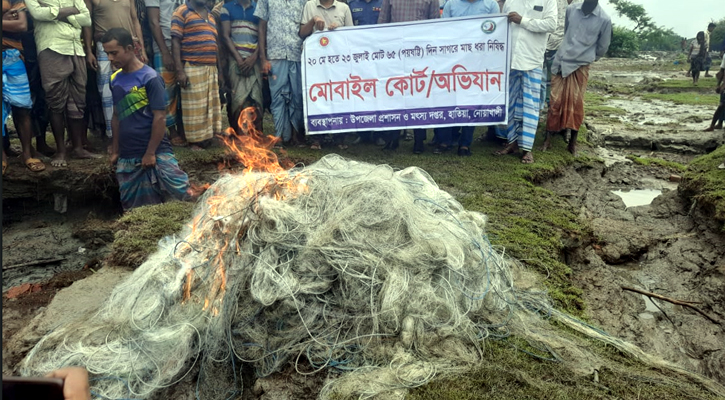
xmin=146 ymin=0 xmax=185 ymax=146
xmin=171 ymin=0 xmax=223 ymax=150
xmin=3 ymin=0 xmax=46 ymax=173
xmin=104 ymin=28 xmax=190 ymax=211
xmin=219 ymin=0 xmax=263 ymax=133
xmin=26 ymin=0 xmax=101 ymax=167
xmin=541 ymin=0 xmax=610 ymax=157
xmin=254 ymin=0 xmax=306 ymax=146
xmin=495 ymin=0 xmax=557 ymax=164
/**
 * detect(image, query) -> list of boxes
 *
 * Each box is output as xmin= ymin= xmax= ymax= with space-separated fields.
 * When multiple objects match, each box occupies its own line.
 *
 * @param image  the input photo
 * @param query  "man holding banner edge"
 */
xmin=438 ymin=0 xmax=499 ymax=156
xmin=495 ymin=0 xmax=557 ymax=164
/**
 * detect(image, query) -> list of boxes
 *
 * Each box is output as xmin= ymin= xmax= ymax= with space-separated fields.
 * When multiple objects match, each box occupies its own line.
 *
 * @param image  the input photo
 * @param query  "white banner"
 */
xmin=301 ymin=15 xmax=511 ymax=135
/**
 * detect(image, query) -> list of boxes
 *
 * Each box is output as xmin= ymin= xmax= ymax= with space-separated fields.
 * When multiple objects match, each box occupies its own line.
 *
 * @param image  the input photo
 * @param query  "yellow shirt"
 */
xmin=25 ymin=0 xmax=92 ymax=56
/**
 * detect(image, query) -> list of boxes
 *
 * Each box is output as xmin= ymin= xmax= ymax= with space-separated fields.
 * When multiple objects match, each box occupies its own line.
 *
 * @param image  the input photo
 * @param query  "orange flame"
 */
xmin=179 ymin=107 xmax=307 ymax=314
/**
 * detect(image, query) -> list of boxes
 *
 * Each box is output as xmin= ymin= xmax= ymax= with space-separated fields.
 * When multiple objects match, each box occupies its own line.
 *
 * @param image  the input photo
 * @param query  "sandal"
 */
xmin=310 ymin=142 xmax=321 ymax=150
xmin=494 ymin=142 xmax=519 ymax=156
xmin=25 ymin=157 xmax=46 ymax=172
xmin=521 ymin=152 xmax=534 ymax=164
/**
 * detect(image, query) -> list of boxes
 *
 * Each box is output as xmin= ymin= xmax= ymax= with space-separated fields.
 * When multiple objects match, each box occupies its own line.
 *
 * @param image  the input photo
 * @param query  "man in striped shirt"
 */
xmin=220 ymin=0 xmax=263 ymax=132
xmin=171 ymin=0 xmax=223 ymax=150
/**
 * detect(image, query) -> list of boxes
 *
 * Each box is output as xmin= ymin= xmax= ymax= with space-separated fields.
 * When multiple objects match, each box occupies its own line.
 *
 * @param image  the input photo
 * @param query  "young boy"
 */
xmin=102 ymin=27 xmax=191 ymax=211
xmin=704 ymin=55 xmax=724 ymax=132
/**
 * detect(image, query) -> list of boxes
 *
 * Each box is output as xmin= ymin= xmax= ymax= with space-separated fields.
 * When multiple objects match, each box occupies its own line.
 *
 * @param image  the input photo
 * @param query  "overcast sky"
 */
xmin=598 ymin=0 xmax=723 ymax=38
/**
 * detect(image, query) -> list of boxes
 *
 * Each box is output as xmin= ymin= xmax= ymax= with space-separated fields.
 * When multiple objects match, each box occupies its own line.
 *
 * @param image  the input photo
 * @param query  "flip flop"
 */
xmin=25 ymin=157 xmax=46 ymax=172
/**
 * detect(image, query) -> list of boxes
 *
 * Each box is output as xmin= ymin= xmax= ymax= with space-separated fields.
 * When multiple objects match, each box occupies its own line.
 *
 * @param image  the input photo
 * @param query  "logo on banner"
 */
xmin=320 ymin=37 xmax=330 ymax=47
xmin=481 ymin=20 xmax=496 ymax=34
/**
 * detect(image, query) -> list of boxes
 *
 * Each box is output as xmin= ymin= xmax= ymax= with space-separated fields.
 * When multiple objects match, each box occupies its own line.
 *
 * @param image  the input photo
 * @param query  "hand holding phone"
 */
xmin=3 ymin=367 xmax=91 ymax=400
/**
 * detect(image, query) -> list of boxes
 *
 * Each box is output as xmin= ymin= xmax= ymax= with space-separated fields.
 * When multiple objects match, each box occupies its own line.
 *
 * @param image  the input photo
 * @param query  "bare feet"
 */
xmin=494 ymin=142 xmax=519 ymax=155
xmin=71 ymin=148 xmax=102 ymax=159
xmin=521 ymin=151 xmax=534 ymax=164
xmin=568 ymin=142 xmax=578 ymax=157
xmin=51 ymin=155 xmax=68 ymax=167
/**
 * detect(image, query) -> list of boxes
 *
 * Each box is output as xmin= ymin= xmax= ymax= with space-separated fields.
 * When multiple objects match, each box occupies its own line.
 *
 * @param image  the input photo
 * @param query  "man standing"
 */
xmin=171 ymin=0 xmax=223 ymax=150
xmin=494 ymin=0 xmax=556 ymax=164
xmin=543 ymin=0 xmax=577 ymax=107
xmin=103 ymin=28 xmax=190 ymax=211
xmin=349 ymin=0 xmax=380 ymax=26
xmin=3 ymin=0 xmax=46 ymax=172
xmin=541 ymin=0 xmax=610 ymax=156
xmin=377 ymin=0 xmax=439 ymax=153
xmin=704 ymin=22 xmax=715 ymax=78
xmin=220 ymin=0 xmax=263 ymax=132
xmin=26 ymin=0 xmax=101 ymax=167
xmin=254 ymin=0 xmax=306 ymax=145
xmin=436 ymin=0 xmax=498 ymax=156
xmin=84 ymin=0 xmax=147 ymax=140
xmin=146 ymin=0 xmax=185 ymax=145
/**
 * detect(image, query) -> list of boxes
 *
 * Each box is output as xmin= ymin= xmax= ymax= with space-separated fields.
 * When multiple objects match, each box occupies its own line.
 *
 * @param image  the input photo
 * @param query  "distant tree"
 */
xmin=710 ymin=18 xmax=725 ymax=52
xmin=639 ymin=27 xmax=681 ymax=52
xmin=608 ymin=0 xmax=653 ymax=32
xmin=608 ymin=25 xmax=640 ymax=58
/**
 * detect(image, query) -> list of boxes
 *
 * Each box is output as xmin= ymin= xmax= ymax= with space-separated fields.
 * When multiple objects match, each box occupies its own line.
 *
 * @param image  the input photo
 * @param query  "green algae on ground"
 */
xmin=626 ymin=155 xmax=688 ymax=173
xmin=108 ymin=201 xmax=195 ymax=268
xmin=681 ymin=145 xmax=725 ymax=230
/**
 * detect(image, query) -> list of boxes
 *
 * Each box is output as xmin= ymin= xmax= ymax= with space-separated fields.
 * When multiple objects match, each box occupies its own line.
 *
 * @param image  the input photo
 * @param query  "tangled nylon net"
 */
xmin=21 ymin=110 xmax=725 ymax=399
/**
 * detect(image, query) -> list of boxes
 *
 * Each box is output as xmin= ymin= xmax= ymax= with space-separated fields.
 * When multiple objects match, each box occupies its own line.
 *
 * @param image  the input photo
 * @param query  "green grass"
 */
xmin=108 ymin=201 xmax=195 ymax=268
xmin=625 ymin=155 xmax=687 ymax=173
xmin=681 ymin=145 xmax=725 ymax=230
xmin=641 ymin=92 xmax=720 ymax=106
xmin=407 ymin=337 xmax=720 ymax=400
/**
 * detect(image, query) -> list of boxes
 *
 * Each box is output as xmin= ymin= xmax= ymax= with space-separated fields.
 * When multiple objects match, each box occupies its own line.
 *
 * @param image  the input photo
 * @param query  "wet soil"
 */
xmin=544 ymin=160 xmax=725 ymax=383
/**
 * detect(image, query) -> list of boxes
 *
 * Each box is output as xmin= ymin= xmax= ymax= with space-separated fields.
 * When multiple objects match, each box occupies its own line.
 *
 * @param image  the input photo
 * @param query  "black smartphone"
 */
xmin=2 ymin=376 xmax=65 ymax=400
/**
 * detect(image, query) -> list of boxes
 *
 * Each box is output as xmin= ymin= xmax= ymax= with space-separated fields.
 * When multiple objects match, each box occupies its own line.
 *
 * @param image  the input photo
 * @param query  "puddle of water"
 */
xmin=611 ymin=189 xmax=662 ymax=208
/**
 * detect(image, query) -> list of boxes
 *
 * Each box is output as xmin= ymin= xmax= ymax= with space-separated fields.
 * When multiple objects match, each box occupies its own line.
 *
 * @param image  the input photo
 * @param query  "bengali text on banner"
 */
xmin=301 ymin=15 xmax=511 ymax=134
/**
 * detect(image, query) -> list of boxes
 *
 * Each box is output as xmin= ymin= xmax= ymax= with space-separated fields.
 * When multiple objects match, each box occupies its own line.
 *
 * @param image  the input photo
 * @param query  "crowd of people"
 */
xmin=5 ymin=0 xmax=719 ymax=211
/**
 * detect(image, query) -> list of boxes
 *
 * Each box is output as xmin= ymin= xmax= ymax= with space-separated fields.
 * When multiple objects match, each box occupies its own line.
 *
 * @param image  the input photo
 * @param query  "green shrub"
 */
xmin=608 ymin=26 xmax=640 ymax=58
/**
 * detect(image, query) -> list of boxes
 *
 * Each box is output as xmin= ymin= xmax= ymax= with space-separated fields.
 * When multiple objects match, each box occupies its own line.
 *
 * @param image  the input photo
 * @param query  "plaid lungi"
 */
xmin=180 ymin=64 xmax=222 ymax=144
xmin=116 ymin=153 xmax=190 ymax=211
xmin=228 ymin=61 xmax=263 ymax=117
xmin=546 ymin=65 xmax=590 ymax=133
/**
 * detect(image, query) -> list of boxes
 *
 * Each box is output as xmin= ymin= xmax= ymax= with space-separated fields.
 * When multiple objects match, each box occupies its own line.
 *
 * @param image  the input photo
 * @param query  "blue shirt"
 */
xmin=110 ymin=65 xmax=172 ymax=159
xmin=348 ymin=0 xmax=382 ymax=26
xmin=442 ymin=0 xmax=498 ymax=18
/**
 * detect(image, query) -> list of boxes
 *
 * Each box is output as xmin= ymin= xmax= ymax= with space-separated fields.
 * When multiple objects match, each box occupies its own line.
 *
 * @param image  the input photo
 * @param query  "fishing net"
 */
xmin=20 ymin=153 xmax=550 ymax=399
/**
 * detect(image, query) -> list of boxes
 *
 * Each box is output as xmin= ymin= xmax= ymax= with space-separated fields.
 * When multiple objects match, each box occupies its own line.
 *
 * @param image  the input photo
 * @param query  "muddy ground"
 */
xmin=2 ymin=53 xmax=725 ymax=397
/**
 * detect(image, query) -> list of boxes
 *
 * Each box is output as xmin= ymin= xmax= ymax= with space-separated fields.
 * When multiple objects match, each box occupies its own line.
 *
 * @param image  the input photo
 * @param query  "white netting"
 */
xmin=18 ymin=154 xmax=571 ymax=398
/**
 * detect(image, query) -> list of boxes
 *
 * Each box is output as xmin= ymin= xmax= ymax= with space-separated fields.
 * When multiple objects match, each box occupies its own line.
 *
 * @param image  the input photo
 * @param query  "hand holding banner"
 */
xmin=302 ymin=15 xmax=511 ymax=134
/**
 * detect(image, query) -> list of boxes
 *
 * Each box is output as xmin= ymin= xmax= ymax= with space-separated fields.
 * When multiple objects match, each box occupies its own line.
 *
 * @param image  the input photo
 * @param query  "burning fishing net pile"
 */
xmin=21 ymin=113 xmax=550 ymax=399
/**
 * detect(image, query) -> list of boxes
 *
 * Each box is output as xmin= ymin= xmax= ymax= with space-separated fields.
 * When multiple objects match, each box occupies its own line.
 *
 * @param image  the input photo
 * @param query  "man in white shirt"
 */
xmin=494 ymin=0 xmax=557 ymax=164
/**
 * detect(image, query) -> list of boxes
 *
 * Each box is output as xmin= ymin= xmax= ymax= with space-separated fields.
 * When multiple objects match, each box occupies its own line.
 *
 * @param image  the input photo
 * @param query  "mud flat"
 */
xmin=544 ymin=160 xmax=725 ymax=383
